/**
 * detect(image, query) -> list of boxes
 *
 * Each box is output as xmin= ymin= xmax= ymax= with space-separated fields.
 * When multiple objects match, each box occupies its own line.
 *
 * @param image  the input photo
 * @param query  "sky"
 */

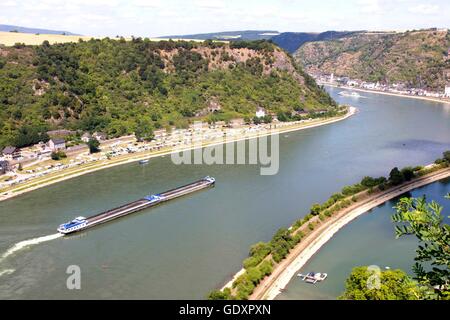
xmin=0 ymin=0 xmax=448 ymax=37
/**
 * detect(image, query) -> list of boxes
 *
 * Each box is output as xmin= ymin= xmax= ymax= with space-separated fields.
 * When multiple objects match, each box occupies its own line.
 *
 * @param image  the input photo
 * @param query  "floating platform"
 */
xmin=297 ymin=272 xmax=328 ymax=284
xmin=57 ymin=176 xmax=215 ymax=235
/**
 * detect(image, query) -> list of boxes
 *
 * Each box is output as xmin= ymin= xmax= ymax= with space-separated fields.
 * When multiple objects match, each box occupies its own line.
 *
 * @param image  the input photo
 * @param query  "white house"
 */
xmin=445 ymin=86 xmax=450 ymax=98
xmin=256 ymin=107 xmax=266 ymax=118
xmin=48 ymin=138 xmax=66 ymax=151
xmin=2 ymin=146 xmax=20 ymax=160
xmin=81 ymin=132 xmax=92 ymax=143
xmin=93 ymin=132 xmax=107 ymax=141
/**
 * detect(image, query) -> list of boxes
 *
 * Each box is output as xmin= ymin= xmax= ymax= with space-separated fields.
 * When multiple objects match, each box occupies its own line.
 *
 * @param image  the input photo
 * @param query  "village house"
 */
xmin=256 ymin=107 xmax=266 ymax=118
xmin=2 ymin=146 xmax=20 ymax=160
xmin=93 ymin=132 xmax=107 ymax=141
xmin=445 ymin=85 xmax=450 ymax=98
xmin=0 ymin=160 xmax=10 ymax=175
xmin=81 ymin=132 xmax=92 ymax=143
xmin=48 ymin=138 xmax=66 ymax=151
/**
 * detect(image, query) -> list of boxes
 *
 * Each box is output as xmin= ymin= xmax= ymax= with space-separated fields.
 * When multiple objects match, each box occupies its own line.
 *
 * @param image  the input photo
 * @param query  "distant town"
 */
xmin=314 ymin=73 xmax=450 ymax=101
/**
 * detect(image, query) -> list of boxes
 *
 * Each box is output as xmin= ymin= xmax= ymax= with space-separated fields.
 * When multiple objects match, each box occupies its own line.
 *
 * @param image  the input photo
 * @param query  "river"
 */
xmin=0 ymin=87 xmax=449 ymax=299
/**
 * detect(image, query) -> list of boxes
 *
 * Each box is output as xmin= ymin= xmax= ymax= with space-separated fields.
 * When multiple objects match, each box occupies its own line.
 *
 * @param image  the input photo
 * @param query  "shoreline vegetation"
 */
xmin=0 ymin=106 xmax=356 ymax=203
xmin=208 ymin=152 xmax=450 ymax=300
xmin=321 ymin=82 xmax=450 ymax=105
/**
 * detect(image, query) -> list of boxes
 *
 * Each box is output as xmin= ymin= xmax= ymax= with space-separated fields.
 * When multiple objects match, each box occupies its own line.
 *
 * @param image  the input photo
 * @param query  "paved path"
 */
xmin=250 ymin=167 xmax=450 ymax=300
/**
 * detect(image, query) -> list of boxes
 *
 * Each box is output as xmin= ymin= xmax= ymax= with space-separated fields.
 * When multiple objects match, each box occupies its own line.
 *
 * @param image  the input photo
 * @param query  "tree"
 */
xmin=252 ymin=116 xmax=262 ymax=125
xmin=262 ymin=115 xmax=273 ymax=124
xmin=310 ymin=203 xmax=322 ymax=216
xmin=401 ymin=167 xmax=415 ymax=181
xmin=361 ymin=176 xmax=387 ymax=188
xmin=392 ymin=196 xmax=450 ymax=298
xmin=389 ymin=167 xmax=404 ymax=185
xmin=339 ymin=266 xmax=423 ymax=300
xmin=276 ymin=112 xmax=290 ymax=122
xmin=87 ymin=138 xmax=100 ymax=154
xmin=443 ymin=151 xmax=450 ymax=162
xmin=207 ymin=288 xmax=232 ymax=300
xmin=51 ymin=151 xmax=67 ymax=160
xmin=135 ymin=120 xmax=154 ymax=142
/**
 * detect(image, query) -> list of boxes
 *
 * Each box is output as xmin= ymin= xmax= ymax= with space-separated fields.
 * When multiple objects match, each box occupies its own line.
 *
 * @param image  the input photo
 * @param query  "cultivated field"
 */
xmin=0 ymin=31 xmax=97 ymax=46
xmin=0 ymin=31 xmax=208 ymax=46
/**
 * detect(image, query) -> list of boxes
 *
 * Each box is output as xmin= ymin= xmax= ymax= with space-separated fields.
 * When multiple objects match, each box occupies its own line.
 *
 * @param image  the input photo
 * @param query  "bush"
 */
xmin=258 ymin=260 xmax=273 ymax=277
xmin=443 ymin=151 xmax=450 ymax=162
xmin=292 ymin=219 xmax=304 ymax=230
xmin=310 ymin=203 xmax=322 ymax=216
xmin=246 ymin=267 xmax=263 ymax=286
xmin=87 ymin=138 xmax=100 ymax=154
xmin=243 ymin=256 xmax=260 ymax=269
xmin=51 ymin=151 xmax=67 ymax=160
xmin=270 ymin=229 xmax=293 ymax=263
xmin=208 ymin=288 xmax=232 ymax=300
xmin=291 ymin=233 xmax=303 ymax=245
xmin=361 ymin=176 xmax=387 ymax=188
xmin=233 ymin=274 xmax=255 ymax=300
xmin=401 ymin=167 xmax=415 ymax=181
xmin=342 ymin=184 xmax=366 ymax=196
xmin=243 ymin=242 xmax=271 ymax=269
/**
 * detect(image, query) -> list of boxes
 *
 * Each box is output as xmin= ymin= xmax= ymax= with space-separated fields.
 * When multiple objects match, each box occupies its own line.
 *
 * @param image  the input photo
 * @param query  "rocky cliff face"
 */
xmin=295 ymin=29 xmax=450 ymax=90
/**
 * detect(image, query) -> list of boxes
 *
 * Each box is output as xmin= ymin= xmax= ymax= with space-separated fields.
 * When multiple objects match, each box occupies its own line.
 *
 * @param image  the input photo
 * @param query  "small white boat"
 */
xmin=139 ymin=159 xmax=149 ymax=165
xmin=338 ymin=91 xmax=361 ymax=98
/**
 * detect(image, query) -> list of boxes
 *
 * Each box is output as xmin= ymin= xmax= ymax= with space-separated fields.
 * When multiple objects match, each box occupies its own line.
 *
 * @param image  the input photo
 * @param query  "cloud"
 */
xmin=408 ymin=4 xmax=439 ymax=14
xmin=0 ymin=0 xmax=17 ymax=7
xmin=194 ymin=0 xmax=226 ymax=9
xmin=133 ymin=0 xmax=162 ymax=7
xmin=357 ymin=0 xmax=383 ymax=14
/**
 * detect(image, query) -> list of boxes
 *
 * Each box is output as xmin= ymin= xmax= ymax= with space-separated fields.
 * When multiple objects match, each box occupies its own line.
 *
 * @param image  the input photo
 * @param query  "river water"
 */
xmin=277 ymin=178 xmax=450 ymax=300
xmin=0 ymin=87 xmax=449 ymax=299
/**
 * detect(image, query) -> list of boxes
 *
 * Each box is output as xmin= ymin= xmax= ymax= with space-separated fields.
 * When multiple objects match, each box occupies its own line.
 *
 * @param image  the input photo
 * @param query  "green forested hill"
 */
xmin=0 ymin=38 xmax=335 ymax=148
xmin=296 ymin=29 xmax=450 ymax=90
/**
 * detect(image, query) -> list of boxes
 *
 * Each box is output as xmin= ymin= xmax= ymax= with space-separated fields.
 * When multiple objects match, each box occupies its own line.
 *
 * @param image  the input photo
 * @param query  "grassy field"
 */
xmin=0 ymin=31 xmax=96 ymax=46
xmin=0 ymin=31 xmax=208 ymax=46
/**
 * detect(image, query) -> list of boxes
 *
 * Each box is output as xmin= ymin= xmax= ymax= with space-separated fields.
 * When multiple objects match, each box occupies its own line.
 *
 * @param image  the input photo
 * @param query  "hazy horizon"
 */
xmin=0 ymin=0 xmax=449 ymax=38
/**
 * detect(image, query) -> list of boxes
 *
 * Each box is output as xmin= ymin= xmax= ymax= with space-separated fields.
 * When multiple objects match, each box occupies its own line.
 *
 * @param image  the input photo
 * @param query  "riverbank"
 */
xmin=321 ymin=82 xmax=450 ymax=105
xmin=250 ymin=167 xmax=450 ymax=300
xmin=0 ymin=107 xmax=357 ymax=203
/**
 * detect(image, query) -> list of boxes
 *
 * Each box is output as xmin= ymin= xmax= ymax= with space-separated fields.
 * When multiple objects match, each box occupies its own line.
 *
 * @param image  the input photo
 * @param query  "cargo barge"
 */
xmin=57 ymin=176 xmax=215 ymax=235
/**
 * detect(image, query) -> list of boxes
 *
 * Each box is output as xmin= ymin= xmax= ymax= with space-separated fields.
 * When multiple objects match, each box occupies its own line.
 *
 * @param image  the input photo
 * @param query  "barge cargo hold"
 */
xmin=57 ymin=176 xmax=215 ymax=235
